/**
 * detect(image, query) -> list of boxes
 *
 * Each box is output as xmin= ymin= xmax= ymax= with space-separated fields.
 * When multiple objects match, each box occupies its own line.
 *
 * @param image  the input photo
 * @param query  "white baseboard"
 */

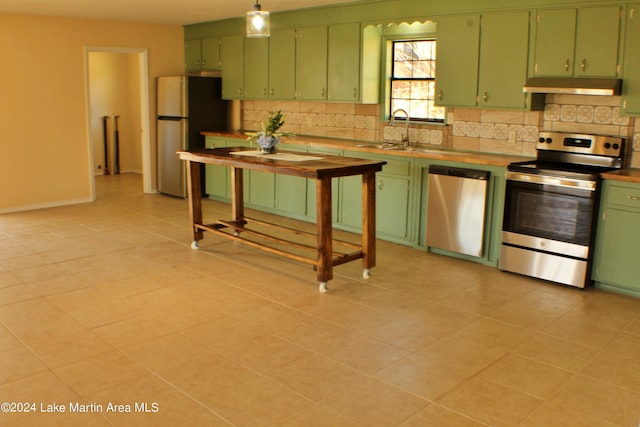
xmin=0 ymin=197 xmax=93 ymax=214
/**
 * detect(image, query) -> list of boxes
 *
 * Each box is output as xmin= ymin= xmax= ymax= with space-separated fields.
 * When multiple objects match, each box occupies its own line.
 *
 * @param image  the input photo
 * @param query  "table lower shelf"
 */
xmin=192 ymin=217 xmax=368 ymax=291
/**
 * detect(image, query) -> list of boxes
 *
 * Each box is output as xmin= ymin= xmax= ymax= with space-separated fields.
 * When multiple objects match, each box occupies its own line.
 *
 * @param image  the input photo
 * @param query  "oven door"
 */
xmin=500 ymin=171 xmax=598 ymax=288
xmin=503 ymin=171 xmax=597 ymax=247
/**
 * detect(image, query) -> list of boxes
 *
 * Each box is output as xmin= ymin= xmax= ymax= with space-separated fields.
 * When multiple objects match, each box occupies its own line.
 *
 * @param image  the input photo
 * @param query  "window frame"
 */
xmin=380 ymin=22 xmax=445 ymax=126
xmin=389 ymin=39 xmax=444 ymax=124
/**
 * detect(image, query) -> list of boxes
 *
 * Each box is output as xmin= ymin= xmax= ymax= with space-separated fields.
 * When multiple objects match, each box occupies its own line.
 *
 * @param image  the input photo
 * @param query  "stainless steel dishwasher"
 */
xmin=426 ymin=165 xmax=490 ymax=257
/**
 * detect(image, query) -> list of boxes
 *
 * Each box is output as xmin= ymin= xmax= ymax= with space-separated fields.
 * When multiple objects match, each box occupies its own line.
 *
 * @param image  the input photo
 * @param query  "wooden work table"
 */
xmin=178 ymin=147 xmax=386 ymax=292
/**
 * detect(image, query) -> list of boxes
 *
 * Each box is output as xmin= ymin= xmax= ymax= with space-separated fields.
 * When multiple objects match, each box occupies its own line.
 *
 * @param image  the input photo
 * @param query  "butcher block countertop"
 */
xmin=201 ymin=131 xmax=529 ymax=167
xmin=601 ymin=169 xmax=640 ymax=184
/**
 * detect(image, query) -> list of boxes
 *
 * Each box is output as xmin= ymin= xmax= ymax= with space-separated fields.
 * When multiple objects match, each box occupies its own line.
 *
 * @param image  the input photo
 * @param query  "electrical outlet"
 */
xmin=508 ymin=130 xmax=517 ymax=144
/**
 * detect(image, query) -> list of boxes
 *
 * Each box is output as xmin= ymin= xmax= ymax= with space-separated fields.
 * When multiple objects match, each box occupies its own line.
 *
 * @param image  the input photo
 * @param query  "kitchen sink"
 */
xmin=413 ymin=148 xmax=467 ymax=156
xmin=354 ymin=143 xmax=403 ymax=150
xmin=354 ymin=143 xmax=467 ymax=156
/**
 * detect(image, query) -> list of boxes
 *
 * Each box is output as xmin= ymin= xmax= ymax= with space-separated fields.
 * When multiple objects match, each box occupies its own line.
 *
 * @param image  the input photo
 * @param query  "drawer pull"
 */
xmin=627 ymin=195 xmax=640 ymax=201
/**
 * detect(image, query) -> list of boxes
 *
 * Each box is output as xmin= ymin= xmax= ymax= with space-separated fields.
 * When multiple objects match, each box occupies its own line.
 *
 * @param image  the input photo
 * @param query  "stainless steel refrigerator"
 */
xmin=156 ymin=75 xmax=228 ymax=197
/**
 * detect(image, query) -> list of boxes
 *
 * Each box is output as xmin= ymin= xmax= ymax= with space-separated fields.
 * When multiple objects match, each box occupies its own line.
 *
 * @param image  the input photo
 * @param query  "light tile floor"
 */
xmin=1 ymin=173 xmax=640 ymax=426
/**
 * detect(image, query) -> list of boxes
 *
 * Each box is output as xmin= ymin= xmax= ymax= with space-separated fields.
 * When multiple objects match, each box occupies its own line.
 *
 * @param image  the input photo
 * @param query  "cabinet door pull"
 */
xmin=627 ymin=195 xmax=640 ymax=201
xmin=581 ymin=59 xmax=586 ymax=71
xmin=353 ymin=88 xmax=358 ymax=99
xmin=564 ymin=59 xmax=570 ymax=72
xmin=483 ymin=91 xmax=488 ymax=103
xmin=270 ymin=89 xmax=274 ymax=96
xmin=438 ymin=90 xmax=443 ymax=101
xmin=377 ymin=179 xmax=384 ymax=190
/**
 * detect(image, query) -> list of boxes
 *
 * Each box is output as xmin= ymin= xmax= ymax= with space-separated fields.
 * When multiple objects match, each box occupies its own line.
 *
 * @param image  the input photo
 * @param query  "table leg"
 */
xmin=186 ymin=160 xmax=203 ymax=248
xmin=230 ymin=167 xmax=245 ymax=235
xmin=361 ymin=171 xmax=376 ymax=277
xmin=316 ymin=177 xmax=333 ymax=291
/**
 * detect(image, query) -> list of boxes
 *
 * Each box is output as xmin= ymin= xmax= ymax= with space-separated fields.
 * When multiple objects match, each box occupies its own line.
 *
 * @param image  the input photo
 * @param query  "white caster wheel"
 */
xmin=234 ymin=231 xmax=240 ymax=237
xmin=363 ymin=269 xmax=371 ymax=279
xmin=319 ymin=282 xmax=328 ymax=293
xmin=191 ymin=241 xmax=199 ymax=250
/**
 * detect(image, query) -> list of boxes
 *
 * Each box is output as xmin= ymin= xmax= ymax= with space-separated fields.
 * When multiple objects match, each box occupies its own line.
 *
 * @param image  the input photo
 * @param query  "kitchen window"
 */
xmin=390 ymin=40 xmax=445 ymax=123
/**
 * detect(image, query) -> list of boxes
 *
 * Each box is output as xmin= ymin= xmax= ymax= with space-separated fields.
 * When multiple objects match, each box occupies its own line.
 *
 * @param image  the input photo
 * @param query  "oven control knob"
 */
xmin=546 ymin=138 xmax=553 ymax=144
xmin=604 ymin=142 xmax=612 ymax=149
xmin=539 ymin=137 xmax=545 ymax=143
xmin=613 ymin=143 xmax=620 ymax=150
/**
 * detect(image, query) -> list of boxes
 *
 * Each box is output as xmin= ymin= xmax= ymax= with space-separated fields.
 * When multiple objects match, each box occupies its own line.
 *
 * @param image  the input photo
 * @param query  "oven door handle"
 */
xmin=506 ymin=171 xmax=596 ymax=191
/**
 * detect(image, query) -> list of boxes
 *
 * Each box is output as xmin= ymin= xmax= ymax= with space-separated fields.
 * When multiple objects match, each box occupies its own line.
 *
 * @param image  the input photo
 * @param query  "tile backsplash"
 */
xmin=241 ymin=96 xmax=639 ymax=167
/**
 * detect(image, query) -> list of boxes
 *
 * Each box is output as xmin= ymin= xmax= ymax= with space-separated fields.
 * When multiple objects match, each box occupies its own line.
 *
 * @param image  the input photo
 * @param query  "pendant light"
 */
xmin=246 ymin=1 xmax=270 ymax=38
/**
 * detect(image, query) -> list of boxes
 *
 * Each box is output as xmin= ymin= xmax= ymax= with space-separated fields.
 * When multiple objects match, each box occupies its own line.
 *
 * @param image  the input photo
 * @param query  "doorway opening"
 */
xmin=84 ymin=46 xmax=152 ymax=200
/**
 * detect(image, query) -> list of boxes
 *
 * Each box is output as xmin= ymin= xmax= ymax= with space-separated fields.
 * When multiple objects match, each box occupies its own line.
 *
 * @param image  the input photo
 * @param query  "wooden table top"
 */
xmin=178 ymin=147 xmax=387 ymax=179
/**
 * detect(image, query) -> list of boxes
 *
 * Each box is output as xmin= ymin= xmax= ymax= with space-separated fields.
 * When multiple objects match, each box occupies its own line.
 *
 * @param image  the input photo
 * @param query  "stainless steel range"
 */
xmin=500 ymin=131 xmax=626 ymax=288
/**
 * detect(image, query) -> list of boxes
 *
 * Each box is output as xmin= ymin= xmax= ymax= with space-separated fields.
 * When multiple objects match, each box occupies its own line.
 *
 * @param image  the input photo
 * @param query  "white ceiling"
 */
xmin=0 ymin=0 xmax=366 ymax=26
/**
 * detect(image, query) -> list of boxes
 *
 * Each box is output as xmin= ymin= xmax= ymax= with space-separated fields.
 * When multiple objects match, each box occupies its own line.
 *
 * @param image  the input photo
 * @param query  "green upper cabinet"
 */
xmin=185 ymin=39 xmax=202 ymax=72
xmin=296 ymin=25 xmax=328 ymax=101
xmin=269 ymin=29 xmax=297 ymax=100
xmin=478 ymin=11 xmax=531 ymax=109
xmin=623 ymin=4 xmax=640 ymax=115
xmin=574 ymin=6 xmax=621 ymax=77
xmin=435 ymin=14 xmax=481 ymax=107
xmin=327 ymin=22 xmax=361 ymax=102
xmin=532 ymin=9 xmax=576 ymax=77
xmin=185 ymin=37 xmax=221 ymax=72
xmin=202 ymin=37 xmax=222 ymax=70
xmin=244 ymin=30 xmax=297 ymax=100
xmin=436 ymin=12 xmax=533 ymax=109
xmin=327 ymin=23 xmax=381 ymax=103
xmin=244 ymin=37 xmax=269 ymax=99
xmin=221 ymin=34 xmax=245 ymax=100
xmin=533 ymin=6 xmax=622 ymax=77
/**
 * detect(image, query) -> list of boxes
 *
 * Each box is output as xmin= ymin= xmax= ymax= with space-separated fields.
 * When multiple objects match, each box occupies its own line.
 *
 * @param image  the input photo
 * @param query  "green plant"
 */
xmin=246 ymin=110 xmax=294 ymax=142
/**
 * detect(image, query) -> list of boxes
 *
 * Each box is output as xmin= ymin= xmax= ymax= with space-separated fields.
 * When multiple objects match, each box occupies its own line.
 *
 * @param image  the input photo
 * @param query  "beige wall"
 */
xmin=0 ymin=14 xmax=183 ymax=212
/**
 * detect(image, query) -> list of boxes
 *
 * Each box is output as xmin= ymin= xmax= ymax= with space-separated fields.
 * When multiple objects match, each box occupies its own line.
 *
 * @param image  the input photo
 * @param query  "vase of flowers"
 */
xmin=246 ymin=110 xmax=294 ymax=154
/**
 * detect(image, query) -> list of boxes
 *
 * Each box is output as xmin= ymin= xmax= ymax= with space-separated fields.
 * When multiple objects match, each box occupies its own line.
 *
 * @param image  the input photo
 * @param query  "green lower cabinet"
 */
xmin=306 ymin=147 xmax=342 ymax=221
xmin=275 ymin=144 xmax=307 ymax=216
xmin=340 ymin=174 xmax=411 ymax=241
xmin=593 ymin=180 xmax=640 ymax=297
xmin=204 ymin=137 xmax=229 ymax=200
xmin=276 ymin=175 xmax=307 ymax=216
xmin=339 ymin=175 xmax=362 ymax=229
xmin=340 ymin=152 xmax=413 ymax=243
xmin=204 ymin=137 xmax=250 ymax=201
xmin=248 ymin=172 xmax=276 ymax=209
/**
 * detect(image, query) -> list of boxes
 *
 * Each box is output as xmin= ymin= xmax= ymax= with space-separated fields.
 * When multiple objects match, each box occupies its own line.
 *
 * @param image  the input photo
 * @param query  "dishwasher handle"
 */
xmin=428 ymin=165 xmax=489 ymax=181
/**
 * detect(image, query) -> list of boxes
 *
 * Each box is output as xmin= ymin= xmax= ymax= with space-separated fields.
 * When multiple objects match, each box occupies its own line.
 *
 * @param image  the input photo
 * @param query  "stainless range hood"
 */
xmin=523 ymin=77 xmax=621 ymax=96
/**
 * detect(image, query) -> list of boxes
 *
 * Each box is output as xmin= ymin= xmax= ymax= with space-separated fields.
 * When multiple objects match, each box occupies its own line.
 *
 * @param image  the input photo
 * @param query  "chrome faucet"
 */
xmin=390 ymin=109 xmax=410 ymax=148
